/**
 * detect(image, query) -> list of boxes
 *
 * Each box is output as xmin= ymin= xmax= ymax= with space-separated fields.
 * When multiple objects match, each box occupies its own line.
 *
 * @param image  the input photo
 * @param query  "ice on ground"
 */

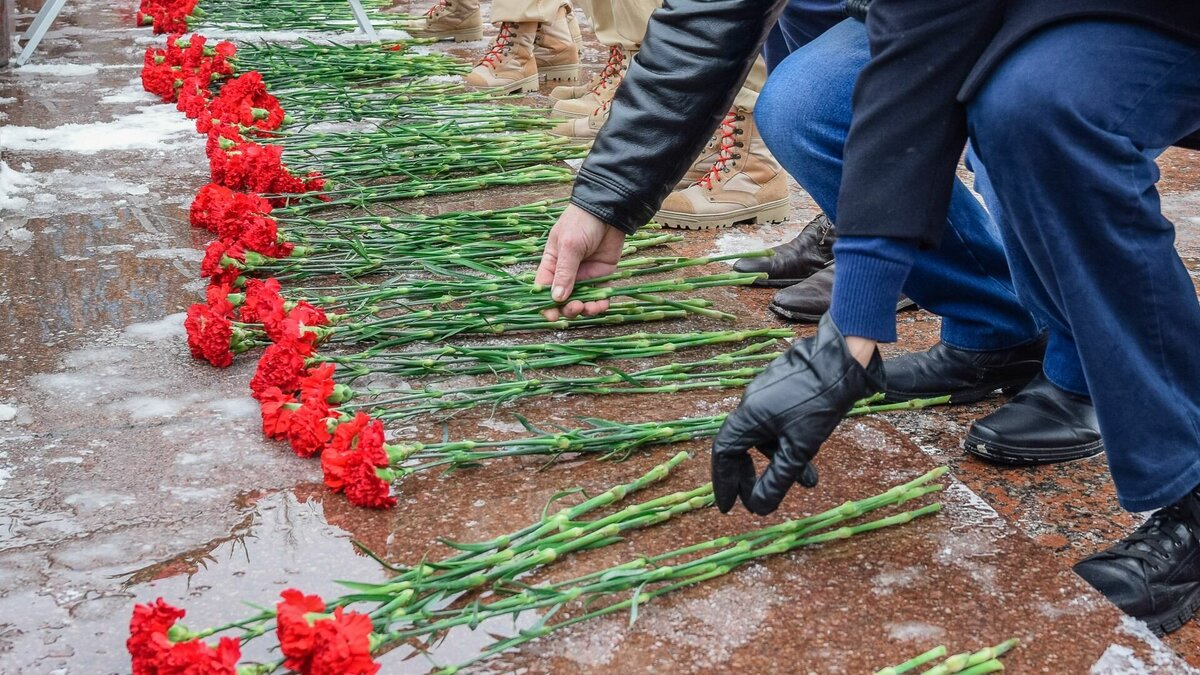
xmin=0 ymin=97 xmax=16 ymax=104
xmin=0 ymin=404 xmax=17 ymax=422
xmin=885 ymin=621 xmax=946 ymax=642
xmin=100 ymin=84 xmax=158 ymax=104
xmin=2 ymin=104 xmax=197 ymax=155
xmin=136 ymin=248 xmax=203 ymax=262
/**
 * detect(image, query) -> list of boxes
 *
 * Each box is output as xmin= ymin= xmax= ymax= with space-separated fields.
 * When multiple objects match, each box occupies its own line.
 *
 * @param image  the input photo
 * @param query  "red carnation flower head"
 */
xmin=299 ymin=363 xmax=338 ymax=407
xmin=322 ymin=413 xmax=373 ymax=491
xmin=205 ymin=280 xmax=236 ymax=316
xmin=288 ymin=301 xmax=329 ymax=328
xmin=190 ymin=183 xmax=233 ymax=232
xmin=308 ymin=607 xmax=380 ymax=675
xmin=342 ymin=420 xmax=395 ymax=508
xmin=241 ymin=277 xmax=286 ymax=328
xmin=205 ymin=121 xmax=244 ymax=159
xmin=176 ymin=75 xmax=211 ymax=119
xmin=259 ymin=386 xmax=299 ymax=440
xmin=250 ymin=339 xmax=310 ymax=400
xmin=238 ymin=213 xmax=293 ymax=258
xmin=276 ymin=589 xmax=327 ymax=673
xmin=200 ymin=239 xmax=246 ymax=286
xmin=184 ymin=303 xmax=234 ymax=368
xmin=127 ymin=598 xmax=240 ymax=675
xmin=286 ymin=401 xmax=334 ymax=458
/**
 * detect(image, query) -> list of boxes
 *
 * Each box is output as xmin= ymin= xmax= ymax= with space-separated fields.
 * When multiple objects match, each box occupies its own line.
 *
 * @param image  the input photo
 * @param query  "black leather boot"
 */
xmin=733 ymin=213 xmax=835 ymax=288
xmin=883 ymin=335 xmax=1047 ymax=403
xmin=965 ymin=373 xmax=1104 ymax=465
xmin=768 ymin=264 xmax=917 ymax=324
xmin=1075 ymin=484 xmax=1200 ymax=635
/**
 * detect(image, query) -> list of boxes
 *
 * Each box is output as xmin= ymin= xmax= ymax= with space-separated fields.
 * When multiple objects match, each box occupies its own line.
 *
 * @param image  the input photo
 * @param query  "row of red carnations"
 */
xmin=139 ymin=34 xmax=395 ymax=510
xmin=131 ymin=27 xmax=388 ymax=675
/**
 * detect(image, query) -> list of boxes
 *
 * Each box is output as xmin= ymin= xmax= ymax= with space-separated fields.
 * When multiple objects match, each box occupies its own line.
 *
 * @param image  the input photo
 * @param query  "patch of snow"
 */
xmin=0 ymin=404 xmax=17 ymax=422
xmin=0 ymin=161 xmax=38 ymax=211
xmin=884 ymin=621 xmax=945 ymax=642
xmin=0 ymin=97 xmax=16 ymax=104
xmin=99 ymin=83 xmax=159 ymax=104
xmin=136 ymin=248 xmax=203 ymax=262
xmin=479 ymin=418 xmax=526 ymax=434
xmin=15 ymin=63 xmax=100 ymax=76
xmin=123 ymin=313 xmax=185 ymax=342
xmin=2 ymin=104 xmax=197 ymax=155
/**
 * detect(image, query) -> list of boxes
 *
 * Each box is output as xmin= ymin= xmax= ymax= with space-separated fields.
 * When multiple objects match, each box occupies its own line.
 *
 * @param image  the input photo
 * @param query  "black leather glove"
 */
xmin=711 ymin=314 xmax=885 ymax=515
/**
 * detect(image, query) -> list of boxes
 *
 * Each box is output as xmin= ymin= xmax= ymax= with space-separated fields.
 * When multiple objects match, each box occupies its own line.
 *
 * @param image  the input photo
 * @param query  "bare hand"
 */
xmin=534 ymin=204 xmax=626 ymax=320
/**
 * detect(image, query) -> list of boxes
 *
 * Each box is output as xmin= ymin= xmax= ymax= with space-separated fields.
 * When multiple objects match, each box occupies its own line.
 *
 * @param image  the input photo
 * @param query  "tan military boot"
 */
xmin=533 ymin=5 xmax=581 ymax=83
xmin=655 ymin=108 xmax=790 ymax=230
xmin=551 ymin=45 xmax=630 ymax=119
xmin=677 ymin=130 xmax=722 ymax=189
xmin=400 ymin=0 xmax=483 ymax=42
xmin=548 ymin=97 xmax=610 ymax=141
xmin=465 ymin=22 xmax=539 ymax=94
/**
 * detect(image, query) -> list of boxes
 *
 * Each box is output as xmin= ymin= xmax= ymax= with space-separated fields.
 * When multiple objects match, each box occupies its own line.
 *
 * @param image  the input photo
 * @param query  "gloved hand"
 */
xmin=711 ymin=314 xmax=885 ymax=515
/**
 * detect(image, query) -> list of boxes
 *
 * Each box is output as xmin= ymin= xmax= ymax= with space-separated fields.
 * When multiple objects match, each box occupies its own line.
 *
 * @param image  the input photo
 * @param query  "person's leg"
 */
xmin=756 ymin=18 xmax=1040 ymax=352
xmin=763 ymin=0 xmax=848 ymax=71
xmin=970 ymin=19 xmax=1200 ymax=632
xmin=491 ymin=0 xmax=562 ymax=23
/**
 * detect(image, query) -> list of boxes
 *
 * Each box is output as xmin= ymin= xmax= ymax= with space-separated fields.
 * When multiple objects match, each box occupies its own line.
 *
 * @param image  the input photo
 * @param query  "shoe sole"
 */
xmin=964 ymin=435 xmax=1105 ymax=466
xmin=538 ymin=64 xmax=580 ymax=83
xmin=767 ymin=297 xmax=916 ymax=324
xmin=471 ymin=74 xmax=539 ymax=95
xmin=883 ymin=374 xmax=1036 ymax=405
xmin=656 ymin=199 xmax=791 ymax=230
xmin=1125 ymin=583 xmax=1200 ymax=636
xmin=406 ymin=26 xmax=485 ymax=42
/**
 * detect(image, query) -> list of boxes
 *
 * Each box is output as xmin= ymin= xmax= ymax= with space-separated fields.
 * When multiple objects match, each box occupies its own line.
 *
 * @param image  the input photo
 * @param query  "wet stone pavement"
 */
xmin=3 ymin=0 xmax=1200 ymax=673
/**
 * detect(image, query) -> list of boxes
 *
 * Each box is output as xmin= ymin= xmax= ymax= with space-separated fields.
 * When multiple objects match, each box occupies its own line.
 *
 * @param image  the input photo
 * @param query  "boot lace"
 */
xmin=589 ymin=46 xmax=625 ymax=95
xmin=478 ymin=23 xmax=518 ymax=68
xmin=698 ymin=110 xmax=744 ymax=190
xmin=1104 ymin=497 xmax=1200 ymax=571
xmin=425 ymin=0 xmax=449 ymax=18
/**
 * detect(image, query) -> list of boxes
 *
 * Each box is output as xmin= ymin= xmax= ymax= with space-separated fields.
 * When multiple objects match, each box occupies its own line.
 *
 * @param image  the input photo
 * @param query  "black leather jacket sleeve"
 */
xmin=569 ymin=0 xmax=788 ymax=234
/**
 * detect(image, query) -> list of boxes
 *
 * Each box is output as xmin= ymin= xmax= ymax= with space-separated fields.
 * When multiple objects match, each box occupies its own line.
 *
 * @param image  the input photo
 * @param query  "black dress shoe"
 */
xmin=1075 ymin=486 xmax=1200 ymax=635
xmin=883 ymin=335 xmax=1047 ymax=403
xmin=733 ymin=213 xmax=835 ymax=288
xmin=964 ymin=373 xmax=1104 ymax=465
xmin=768 ymin=264 xmax=916 ymax=323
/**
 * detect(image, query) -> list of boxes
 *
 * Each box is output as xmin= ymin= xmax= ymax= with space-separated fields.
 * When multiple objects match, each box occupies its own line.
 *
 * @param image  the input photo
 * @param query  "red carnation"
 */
xmin=184 ymin=303 xmax=233 ymax=368
xmin=288 ymin=301 xmax=329 ymax=328
xmin=276 ymin=589 xmax=327 ymax=673
xmin=239 ymin=214 xmax=293 ymax=258
xmin=307 ymin=608 xmax=379 ymax=675
xmin=322 ymin=413 xmax=373 ymax=491
xmin=250 ymin=340 xmax=309 ymax=400
xmin=200 ymin=239 xmax=245 ymax=286
xmin=205 ymin=281 xmax=235 ymax=316
xmin=215 ymin=192 xmax=272 ymax=242
xmin=341 ymin=420 xmax=395 ymax=508
xmin=286 ymin=402 xmax=333 ymax=458
xmin=299 ymin=363 xmax=337 ymax=406
xmin=241 ymin=278 xmax=285 ymax=327
xmin=176 ymin=75 xmax=211 ymax=119
xmin=259 ymin=386 xmax=299 ymax=440
xmin=189 ymin=183 xmax=233 ymax=232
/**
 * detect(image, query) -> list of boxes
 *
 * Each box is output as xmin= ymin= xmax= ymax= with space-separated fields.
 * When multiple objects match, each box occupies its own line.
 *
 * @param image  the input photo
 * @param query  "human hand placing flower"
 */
xmin=533 ymin=204 xmax=627 ymax=321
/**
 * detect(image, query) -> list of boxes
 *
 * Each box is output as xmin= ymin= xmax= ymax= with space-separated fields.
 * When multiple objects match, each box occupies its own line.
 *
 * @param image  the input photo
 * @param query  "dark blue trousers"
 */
xmin=968 ymin=21 xmax=1200 ymax=511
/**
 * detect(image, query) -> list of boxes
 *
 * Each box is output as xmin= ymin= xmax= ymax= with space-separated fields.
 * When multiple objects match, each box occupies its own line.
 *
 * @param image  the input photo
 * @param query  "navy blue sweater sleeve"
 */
xmin=829 ymin=235 xmax=918 ymax=343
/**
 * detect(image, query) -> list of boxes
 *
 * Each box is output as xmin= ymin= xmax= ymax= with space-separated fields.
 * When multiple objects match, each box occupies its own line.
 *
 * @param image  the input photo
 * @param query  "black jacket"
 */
xmin=570 ymin=0 xmax=1200 ymax=240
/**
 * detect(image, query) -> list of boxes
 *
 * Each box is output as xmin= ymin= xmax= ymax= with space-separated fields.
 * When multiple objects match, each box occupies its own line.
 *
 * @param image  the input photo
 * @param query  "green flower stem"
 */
xmin=875 ymin=646 xmax=949 ymax=675
xmin=922 ymin=639 xmax=1020 ymax=675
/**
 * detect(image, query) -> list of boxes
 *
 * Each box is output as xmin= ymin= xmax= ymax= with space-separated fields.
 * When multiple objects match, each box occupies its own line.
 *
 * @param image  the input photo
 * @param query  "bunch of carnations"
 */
xmin=140 ymin=34 xmax=235 ymax=106
xmin=207 ymin=139 xmax=324 ymax=196
xmin=136 ymin=0 xmax=204 ymax=35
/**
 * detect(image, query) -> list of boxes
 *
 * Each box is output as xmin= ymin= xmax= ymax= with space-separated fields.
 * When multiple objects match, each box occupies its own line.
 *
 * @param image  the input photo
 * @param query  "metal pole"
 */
xmin=347 ymin=0 xmax=380 ymax=42
xmin=16 ymin=0 xmax=69 ymax=66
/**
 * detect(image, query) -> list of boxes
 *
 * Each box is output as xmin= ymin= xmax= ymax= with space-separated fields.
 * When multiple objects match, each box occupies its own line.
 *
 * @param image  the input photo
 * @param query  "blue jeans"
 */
xmin=764 ymin=0 xmax=846 ymax=71
xmin=968 ymin=21 xmax=1200 ymax=511
xmin=756 ymin=18 xmax=1040 ymax=352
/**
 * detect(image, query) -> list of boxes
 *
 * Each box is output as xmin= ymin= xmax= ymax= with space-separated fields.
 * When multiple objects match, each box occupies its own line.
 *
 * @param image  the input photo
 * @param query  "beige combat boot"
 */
xmin=399 ymin=0 xmax=483 ymax=42
xmin=655 ymin=108 xmax=790 ymax=230
xmin=465 ymin=22 xmax=539 ymax=94
xmin=533 ymin=5 xmax=581 ymax=83
xmin=549 ymin=45 xmax=628 ymax=117
xmin=676 ymin=130 xmax=722 ymax=189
